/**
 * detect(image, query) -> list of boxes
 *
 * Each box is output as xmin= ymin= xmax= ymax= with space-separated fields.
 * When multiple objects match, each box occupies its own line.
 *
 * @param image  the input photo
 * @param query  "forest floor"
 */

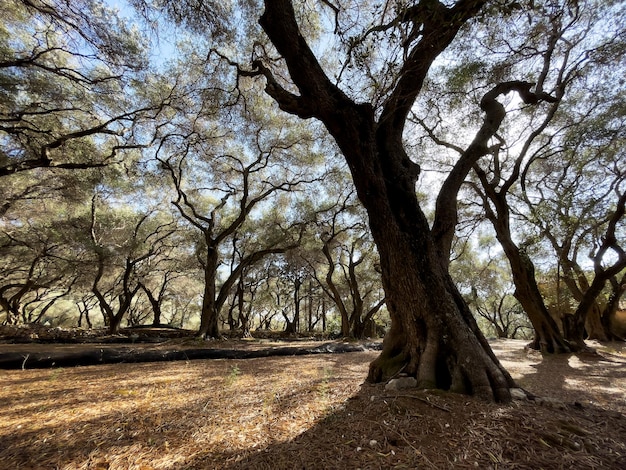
xmin=0 ymin=336 xmax=625 ymax=469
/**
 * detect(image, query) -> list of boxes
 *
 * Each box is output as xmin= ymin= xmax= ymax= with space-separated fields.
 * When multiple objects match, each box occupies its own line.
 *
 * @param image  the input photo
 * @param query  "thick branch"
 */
xmin=379 ymin=0 xmax=487 ymax=136
xmin=250 ymin=61 xmax=316 ymax=119
xmin=432 ymin=81 xmax=557 ymax=261
xmin=259 ymin=0 xmax=352 ymax=120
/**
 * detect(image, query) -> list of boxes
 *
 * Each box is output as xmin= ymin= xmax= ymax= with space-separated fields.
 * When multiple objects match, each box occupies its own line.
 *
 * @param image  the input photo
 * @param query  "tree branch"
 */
xmin=433 ymin=81 xmax=557 ymax=262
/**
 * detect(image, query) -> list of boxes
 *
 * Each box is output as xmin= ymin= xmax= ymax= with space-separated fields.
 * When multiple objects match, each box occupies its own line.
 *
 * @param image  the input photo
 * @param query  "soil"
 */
xmin=0 ymin=336 xmax=625 ymax=469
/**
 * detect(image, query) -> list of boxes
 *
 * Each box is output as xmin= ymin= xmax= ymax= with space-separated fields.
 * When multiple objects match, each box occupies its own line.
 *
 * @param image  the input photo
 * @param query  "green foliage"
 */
xmin=0 ymin=0 xmax=153 ymax=178
xmin=225 ymin=363 xmax=242 ymax=385
xmin=2 ymin=0 xmax=625 ymax=342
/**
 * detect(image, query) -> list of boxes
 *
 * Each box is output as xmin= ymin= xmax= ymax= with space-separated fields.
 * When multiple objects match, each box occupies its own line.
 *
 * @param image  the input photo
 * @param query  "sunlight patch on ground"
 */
xmin=0 ymin=352 xmax=378 ymax=469
xmin=488 ymin=339 xmax=542 ymax=378
xmin=567 ymin=355 xmax=585 ymax=368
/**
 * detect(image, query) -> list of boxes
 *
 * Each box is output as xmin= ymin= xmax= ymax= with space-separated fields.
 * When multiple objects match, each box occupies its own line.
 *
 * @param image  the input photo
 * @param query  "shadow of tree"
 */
xmin=515 ymin=348 xmax=626 ymax=409
xmin=1 ymin=342 xmax=625 ymax=470
xmin=186 ymin=383 xmax=626 ymax=470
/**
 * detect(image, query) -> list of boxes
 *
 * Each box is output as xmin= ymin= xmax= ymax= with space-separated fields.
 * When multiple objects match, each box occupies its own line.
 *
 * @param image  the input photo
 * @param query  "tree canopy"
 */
xmin=1 ymin=0 xmax=625 ymax=401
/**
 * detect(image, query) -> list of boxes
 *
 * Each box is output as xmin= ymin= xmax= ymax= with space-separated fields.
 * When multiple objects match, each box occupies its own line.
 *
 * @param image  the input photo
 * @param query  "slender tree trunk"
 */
xmin=602 ymin=276 xmax=626 ymax=340
xmin=585 ymin=304 xmax=609 ymax=341
xmin=341 ymin=313 xmax=350 ymax=338
xmin=152 ymin=306 xmax=162 ymax=327
xmin=480 ymin=190 xmax=572 ymax=353
xmin=236 ymin=279 xmax=253 ymax=338
xmin=198 ymin=247 xmax=220 ymax=338
xmin=140 ymin=284 xmax=163 ymax=327
xmin=509 ymin=250 xmax=572 ymax=353
xmin=240 ymin=316 xmax=251 ymax=337
xmin=239 ymin=307 xmax=251 ymax=338
xmin=347 ymin=310 xmax=365 ymax=339
xmin=227 ymin=286 xmax=239 ymax=331
xmin=77 ymin=303 xmax=88 ymax=328
xmin=352 ymin=318 xmax=365 ymax=339
xmin=109 ymin=313 xmax=124 ymax=334
xmin=282 ymin=310 xmax=296 ymax=335
xmin=307 ymin=281 xmax=314 ymax=332
xmin=293 ymin=278 xmax=301 ymax=334
xmin=495 ymin=324 xmax=506 ymax=339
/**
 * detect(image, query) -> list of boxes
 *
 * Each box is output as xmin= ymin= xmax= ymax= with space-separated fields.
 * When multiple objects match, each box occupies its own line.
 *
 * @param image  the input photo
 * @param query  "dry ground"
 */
xmin=0 ymin=339 xmax=625 ymax=469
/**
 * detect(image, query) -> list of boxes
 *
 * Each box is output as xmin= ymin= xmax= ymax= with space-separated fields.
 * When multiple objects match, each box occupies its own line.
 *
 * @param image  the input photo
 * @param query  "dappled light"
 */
xmin=1 ymin=342 xmax=625 ymax=469
xmin=0 ymin=351 xmax=377 ymax=469
xmin=493 ymin=340 xmax=626 ymax=410
xmin=2 ymin=0 xmax=626 ymax=467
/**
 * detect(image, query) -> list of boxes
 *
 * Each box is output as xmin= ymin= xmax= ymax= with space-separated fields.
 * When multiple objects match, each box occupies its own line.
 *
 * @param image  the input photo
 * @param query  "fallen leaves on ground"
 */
xmin=0 ymin=340 xmax=625 ymax=469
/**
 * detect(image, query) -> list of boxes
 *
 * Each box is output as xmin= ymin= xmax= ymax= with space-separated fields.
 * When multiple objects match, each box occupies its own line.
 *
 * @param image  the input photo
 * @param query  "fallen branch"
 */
xmin=0 ymin=341 xmax=383 ymax=369
xmin=386 ymin=393 xmax=452 ymax=412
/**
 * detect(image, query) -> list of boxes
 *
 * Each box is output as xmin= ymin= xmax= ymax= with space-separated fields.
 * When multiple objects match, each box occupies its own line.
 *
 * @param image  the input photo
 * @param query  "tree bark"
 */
xmin=602 ymin=274 xmax=626 ymax=340
xmin=140 ymin=283 xmax=164 ymax=327
xmin=508 ymin=249 xmax=572 ymax=353
xmin=472 ymin=168 xmax=572 ymax=353
xmin=357 ymin=149 xmax=514 ymax=399
xmin=198 ymin=246 xmax=220 ymax=338
xmin=257 ymin=0 xmax=514 ymax=401
xmin=556 ymin=248 xmax=615 ymax=345
xmin=292 ymin=277 xmax=301 ymax=333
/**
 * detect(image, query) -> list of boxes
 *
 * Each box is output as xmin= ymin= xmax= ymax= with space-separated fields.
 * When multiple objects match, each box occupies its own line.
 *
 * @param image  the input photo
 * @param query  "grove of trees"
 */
xmin=1 ymin=0 xmax=624 ymax=402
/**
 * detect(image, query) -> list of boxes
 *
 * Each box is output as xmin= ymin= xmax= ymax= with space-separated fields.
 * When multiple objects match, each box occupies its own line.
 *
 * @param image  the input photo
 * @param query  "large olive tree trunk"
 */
xmin=257 ymin=0 xmax=515 ymax=401
xmin=348 ymin=116 xmax=514 ymax=400
xmin=364 ymin=181 xmax=515 ymax=399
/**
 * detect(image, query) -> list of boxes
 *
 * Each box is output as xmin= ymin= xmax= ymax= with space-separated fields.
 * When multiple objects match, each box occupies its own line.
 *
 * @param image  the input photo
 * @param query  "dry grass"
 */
xmin=1 ymin=340 xmax=625 ymax=469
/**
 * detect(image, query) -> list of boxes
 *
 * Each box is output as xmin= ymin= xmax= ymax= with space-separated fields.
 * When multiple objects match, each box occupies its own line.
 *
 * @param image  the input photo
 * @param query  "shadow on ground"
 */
xmin=1 ymin=340 xmax=625 ymax=470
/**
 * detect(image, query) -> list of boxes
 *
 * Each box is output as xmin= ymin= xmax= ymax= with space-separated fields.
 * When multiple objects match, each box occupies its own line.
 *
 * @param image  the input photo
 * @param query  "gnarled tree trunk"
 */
xmin=257 ymin=0 xmax=515 ymax=401
xmin=351 ymin=129 xmax=514 ymax=400
xmin=472 ymin=167 xmax=572 ymax=354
